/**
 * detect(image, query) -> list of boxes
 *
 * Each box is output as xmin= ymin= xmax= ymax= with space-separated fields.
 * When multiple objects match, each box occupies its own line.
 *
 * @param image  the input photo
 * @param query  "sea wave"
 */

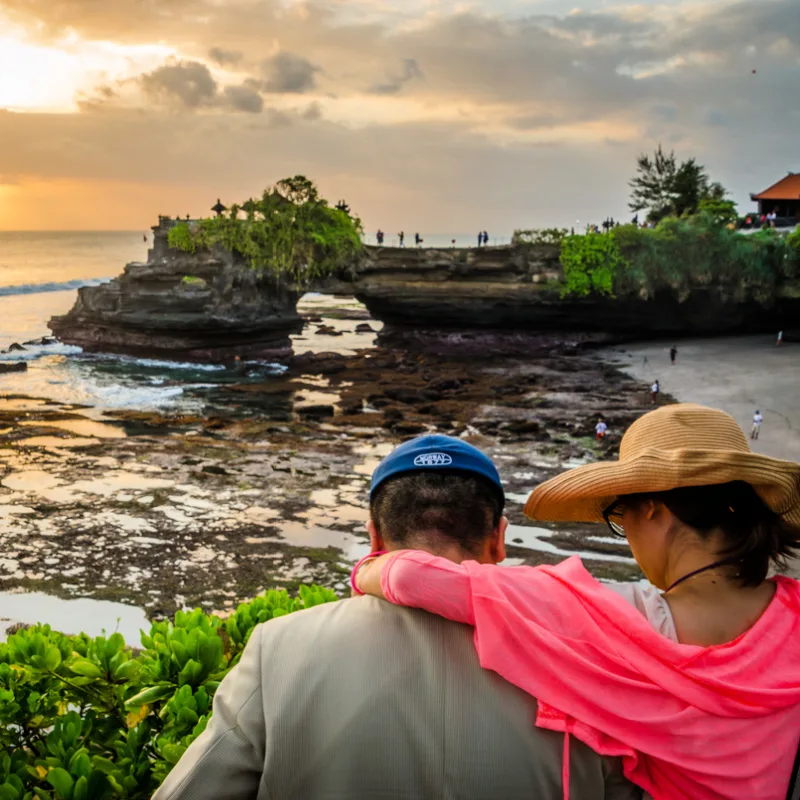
xmin=0 ymin=278 xmax=113 ymax=297
xmin=81 ymin=353 xmax=228 ymax=372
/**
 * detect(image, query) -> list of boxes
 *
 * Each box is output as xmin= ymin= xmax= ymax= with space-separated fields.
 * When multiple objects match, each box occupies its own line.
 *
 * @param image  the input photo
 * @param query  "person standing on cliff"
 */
xmin=595 ymin=418 xmax=608 ymax=442
xmin=670 ymin=346 xmax=677 ymax=365
xmin=377 ymin=229 xmax=384 ymax=246
xmin=477 ymin=232 xmax=483 ymax=247
xmin=483 ymin=231 xmax=489 ymax=247
xmin=651 ymin=380 xmax=660 ymax=405
xmin=398 ymin=231 xmax=405 ymax=247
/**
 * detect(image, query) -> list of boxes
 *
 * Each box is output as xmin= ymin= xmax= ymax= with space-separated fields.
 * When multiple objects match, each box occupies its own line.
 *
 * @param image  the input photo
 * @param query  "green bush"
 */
xmin=0 ymin=585 xmax=337 ymax=799
xmin=558 ymin=216 xmax=795 ymax=301
xmin=168 ymin=176 xmax=363 ymax=287
xmin=511 ymin=228 xmax=568 ymax=246
xmin=559 ymin=233 xmax=627 ymax=297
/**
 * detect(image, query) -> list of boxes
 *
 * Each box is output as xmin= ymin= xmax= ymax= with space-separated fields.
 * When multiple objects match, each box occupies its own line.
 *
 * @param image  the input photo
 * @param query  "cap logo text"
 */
xmin=414 ymin=453 xmax=453 ymax=467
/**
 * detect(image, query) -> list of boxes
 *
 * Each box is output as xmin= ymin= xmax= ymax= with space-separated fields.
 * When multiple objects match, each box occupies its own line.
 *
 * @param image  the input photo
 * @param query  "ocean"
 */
xmin=0 ymin=231 xmax=269 ymax=411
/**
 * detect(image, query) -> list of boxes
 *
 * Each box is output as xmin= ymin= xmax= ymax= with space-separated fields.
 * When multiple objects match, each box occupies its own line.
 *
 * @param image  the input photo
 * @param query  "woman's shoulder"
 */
xmin=604 ymin=581 xmax=678 ymax=641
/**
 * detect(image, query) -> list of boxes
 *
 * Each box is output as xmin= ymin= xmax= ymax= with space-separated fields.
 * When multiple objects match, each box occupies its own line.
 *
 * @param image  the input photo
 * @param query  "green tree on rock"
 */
xmin=168 ymin=176 xmax=363 ymax=286
xmin=629 ymin=146 xmax=731 ymax=223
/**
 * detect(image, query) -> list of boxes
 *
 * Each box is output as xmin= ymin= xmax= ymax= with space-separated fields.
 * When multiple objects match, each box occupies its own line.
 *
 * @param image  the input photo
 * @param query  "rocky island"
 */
xmin=50 ymin=219 xmax=800 ymax=357
xmin=49 ymin=216 xmax=302 ymax=362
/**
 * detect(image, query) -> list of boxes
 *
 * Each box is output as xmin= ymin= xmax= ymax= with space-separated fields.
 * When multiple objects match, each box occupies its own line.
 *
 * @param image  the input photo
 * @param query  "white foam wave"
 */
xmin=0 ymin=343 xmax=83 ymax=362
xmin=0 ymin=278 xmax=112 ymax=297
xmin=82 ymin=353 xmax=227 ymax=372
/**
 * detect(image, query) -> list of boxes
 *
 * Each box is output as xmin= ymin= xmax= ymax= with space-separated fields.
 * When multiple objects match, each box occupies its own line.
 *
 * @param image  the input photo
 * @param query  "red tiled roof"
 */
xmin=752 ymin=173 xmax=800 ymax=200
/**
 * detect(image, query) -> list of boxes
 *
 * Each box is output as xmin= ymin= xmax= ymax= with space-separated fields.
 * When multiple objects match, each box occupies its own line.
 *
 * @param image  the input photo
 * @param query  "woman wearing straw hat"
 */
xmin=354 ymin=404 xmax=800 ymax=800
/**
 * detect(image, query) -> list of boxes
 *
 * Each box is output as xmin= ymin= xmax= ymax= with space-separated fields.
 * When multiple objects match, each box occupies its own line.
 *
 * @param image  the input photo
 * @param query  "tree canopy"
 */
xmin=629 ymin=145 xmax=736 ymax=223
xmin=168 ymin=176 xmax=363 ymax=286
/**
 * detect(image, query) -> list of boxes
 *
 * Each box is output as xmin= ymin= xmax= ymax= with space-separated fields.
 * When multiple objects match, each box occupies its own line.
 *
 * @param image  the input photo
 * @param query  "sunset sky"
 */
xmin=0 ymin=0 xmax=797 ymax=232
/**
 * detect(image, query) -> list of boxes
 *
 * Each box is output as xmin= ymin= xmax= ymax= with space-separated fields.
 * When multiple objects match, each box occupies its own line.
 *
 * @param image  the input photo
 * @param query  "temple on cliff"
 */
xmin=751 ymin=173 xmax=800 ymax=223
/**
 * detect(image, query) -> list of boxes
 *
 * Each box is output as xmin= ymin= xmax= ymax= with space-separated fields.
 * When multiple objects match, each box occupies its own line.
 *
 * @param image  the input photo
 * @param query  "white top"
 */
xmin=595 ymin=421 xmax=608 ymax=434
xmin=651 ymin=382 xmax=659 ymax=393
xmin=605 ymin=581 xmax=678 ymax=641
xmin=753 ymin=413 xmax=763 ymax=425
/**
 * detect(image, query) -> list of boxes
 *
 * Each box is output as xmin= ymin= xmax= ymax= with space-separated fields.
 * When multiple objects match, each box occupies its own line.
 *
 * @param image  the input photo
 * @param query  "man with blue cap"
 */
xmin=156 ymin=435 xmax=636 ymax=800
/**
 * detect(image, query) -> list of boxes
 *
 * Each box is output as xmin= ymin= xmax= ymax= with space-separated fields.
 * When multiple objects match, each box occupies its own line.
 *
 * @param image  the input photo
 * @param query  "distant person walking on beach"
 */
xmin=670 ymin=346 xmax=677 ymax=365
xmin=651 ymin=379 xmax=660 ymax=405
xmin=398 ymin=231 xmax=405 ymax=248
xmin=777 ymin=330 xmax=783 ymax=346
xmin=376 ymin=230 xmax=384 ymax=246
xmin=595 ymin=418 xmax=608 ymax=442
xmin=751 ymin=409 xmax=763 ymax=440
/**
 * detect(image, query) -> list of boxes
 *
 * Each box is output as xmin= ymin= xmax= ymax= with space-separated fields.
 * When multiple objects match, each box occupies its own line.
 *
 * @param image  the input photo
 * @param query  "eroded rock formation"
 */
xmin=49 ymin=219 xmax=302 ymax=361
xmin=352 ymin=245 xmax=800 ymax=334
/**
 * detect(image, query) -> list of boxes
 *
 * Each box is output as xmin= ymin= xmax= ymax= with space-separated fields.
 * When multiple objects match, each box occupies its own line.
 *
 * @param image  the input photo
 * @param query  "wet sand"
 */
xmin=607 ymin=336 xmax=800 ymax=461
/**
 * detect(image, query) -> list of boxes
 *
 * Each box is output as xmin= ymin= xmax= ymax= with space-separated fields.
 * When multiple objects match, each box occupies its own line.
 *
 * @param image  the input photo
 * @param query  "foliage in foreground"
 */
xmin=559 ymin=214 xmax=800 ymax=300
xmin=0 ymin=585 xmax=337 ymax=800
xmin=168 ymin=176 xmax=363 ymax=287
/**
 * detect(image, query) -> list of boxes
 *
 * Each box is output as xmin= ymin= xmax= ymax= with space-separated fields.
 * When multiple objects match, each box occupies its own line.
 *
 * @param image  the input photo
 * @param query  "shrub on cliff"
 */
xmin=559 ymin=216 xmax=795 ymax=301
xmin=167 ymin=176 xmax=363 ymax=286
xmin=0 ymin=584 xmax=337 ymax=799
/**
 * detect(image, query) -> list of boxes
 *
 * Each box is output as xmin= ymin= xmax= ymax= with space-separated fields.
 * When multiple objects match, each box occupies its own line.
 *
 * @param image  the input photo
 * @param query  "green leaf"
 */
xmin=125 ymin=684 xmax=174 ymax=708
xmin=46 ymin=768 xmax=74 ymax=799
xmin=68 ymin=661 xmax=104 ymax=680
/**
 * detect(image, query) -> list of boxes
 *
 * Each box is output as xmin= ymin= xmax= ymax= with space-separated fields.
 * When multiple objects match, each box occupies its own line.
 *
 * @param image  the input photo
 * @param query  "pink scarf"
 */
xmin=381 ymin=553 xmax=800 ymax=799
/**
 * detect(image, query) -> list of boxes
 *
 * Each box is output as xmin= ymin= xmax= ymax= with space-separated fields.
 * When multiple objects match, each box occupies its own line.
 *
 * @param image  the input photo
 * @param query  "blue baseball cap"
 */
xmin=370 ymin=434 xmax=504 ymax=507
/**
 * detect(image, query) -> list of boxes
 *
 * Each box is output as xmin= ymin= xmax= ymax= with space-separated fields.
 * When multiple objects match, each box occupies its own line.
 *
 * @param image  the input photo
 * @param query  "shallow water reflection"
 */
xmin=0 ymin=592 xmax=149 ymax=645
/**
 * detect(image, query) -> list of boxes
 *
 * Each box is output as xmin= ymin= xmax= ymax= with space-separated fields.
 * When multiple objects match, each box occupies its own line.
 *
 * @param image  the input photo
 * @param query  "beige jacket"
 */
xmin=154 ymin=596 xmax=641 ymax=800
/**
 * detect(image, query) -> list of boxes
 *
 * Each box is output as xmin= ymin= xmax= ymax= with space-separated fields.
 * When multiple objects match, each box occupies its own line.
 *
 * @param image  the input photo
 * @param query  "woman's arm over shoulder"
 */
xmin=356 ymin=550 xmax=476 ymax=625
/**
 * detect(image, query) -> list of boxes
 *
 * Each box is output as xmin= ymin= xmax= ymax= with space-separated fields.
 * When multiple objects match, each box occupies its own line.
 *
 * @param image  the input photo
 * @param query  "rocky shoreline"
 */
xmin=0 ymin=312 xmax=656 ymax=624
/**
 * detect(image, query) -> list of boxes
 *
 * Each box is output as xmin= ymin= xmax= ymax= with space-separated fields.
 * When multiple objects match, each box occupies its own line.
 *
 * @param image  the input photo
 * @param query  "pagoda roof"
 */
xmin=211 ymin=199 xmax=227 ymax=214
xmin=751 ymin=173 xmax=800 ymax=201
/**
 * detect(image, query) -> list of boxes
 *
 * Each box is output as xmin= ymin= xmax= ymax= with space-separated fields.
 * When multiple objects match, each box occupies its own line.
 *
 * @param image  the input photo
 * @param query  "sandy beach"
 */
xmin=607 ymin=336 xmax=800 ymax=461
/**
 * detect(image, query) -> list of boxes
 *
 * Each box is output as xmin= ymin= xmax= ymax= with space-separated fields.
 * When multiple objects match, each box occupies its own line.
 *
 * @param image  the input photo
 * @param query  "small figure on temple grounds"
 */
xmin=777 ymin=330 xmax=783 ymax=346
xmin=477 ymin=232 xmax=483 ymax=247
xmin=376 ymin=230 xmax=384 ymax=246
xmin=483 ymin=231 xmax=489 ymax=246
xmin=398 ymin=231 xmax=405 ymax=248
xmin=595 ymin=417 xmax=608 ymax=442
xmin=651 ymin=379 xmax=660 ymax=405
xmin=670 ymin=346 xmax=678 ymax=365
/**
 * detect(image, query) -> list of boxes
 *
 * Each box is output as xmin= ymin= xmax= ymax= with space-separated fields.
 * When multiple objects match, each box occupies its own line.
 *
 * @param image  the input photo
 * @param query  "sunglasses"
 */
xmin=602 ymin=499 xmax=626 ymax=538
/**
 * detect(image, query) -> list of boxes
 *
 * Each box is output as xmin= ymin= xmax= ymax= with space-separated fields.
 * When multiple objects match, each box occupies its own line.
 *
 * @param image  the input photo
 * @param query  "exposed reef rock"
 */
xmin=352 ymin=245 xmax=800 ymax=334
xmin=49 ymin=218 xmax=302 ymax=361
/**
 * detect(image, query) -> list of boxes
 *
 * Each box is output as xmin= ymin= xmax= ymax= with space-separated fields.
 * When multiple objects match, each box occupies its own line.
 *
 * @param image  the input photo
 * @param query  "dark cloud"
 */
xmin=139 ymin=60 xmax=218 ymax=109
xmin=302 ymin=102 xmax=322 ymax=121
xmin=369 ymin=58 xmax=423 ymax=95
xmin=260 ymin=52 xmax=319 ymax=94
xmin=209 ymin=47 xmax=243 ymax=67
xmin=223 ymin=84 xmax=264 ymax=113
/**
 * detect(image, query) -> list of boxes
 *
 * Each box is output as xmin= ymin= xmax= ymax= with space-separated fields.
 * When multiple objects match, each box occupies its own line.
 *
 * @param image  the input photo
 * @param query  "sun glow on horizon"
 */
xmin=0 ymin=22 xmax=174 ymax=112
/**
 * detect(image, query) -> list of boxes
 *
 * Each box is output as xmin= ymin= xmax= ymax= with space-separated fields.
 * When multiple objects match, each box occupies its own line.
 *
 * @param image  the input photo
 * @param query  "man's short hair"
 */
xmin=369 ymin=471 xmax=503 ymax=556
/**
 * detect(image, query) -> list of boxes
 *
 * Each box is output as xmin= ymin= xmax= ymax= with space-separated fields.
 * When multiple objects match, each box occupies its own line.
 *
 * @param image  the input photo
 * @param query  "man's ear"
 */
xmin=367 ymin=519 xmax=385 ymax=552
xmin=490 ymin=516 xmax=508 ymax=564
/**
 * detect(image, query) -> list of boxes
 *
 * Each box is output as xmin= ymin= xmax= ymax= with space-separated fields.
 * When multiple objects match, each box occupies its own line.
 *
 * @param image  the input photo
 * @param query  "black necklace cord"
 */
xmin=664 ymin=558 xmax=741 ymax=594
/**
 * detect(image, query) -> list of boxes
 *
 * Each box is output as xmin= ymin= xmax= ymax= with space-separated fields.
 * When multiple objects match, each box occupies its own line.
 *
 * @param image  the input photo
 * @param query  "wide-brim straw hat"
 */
xmin=524 ymin=403 xmax=800 ymax=532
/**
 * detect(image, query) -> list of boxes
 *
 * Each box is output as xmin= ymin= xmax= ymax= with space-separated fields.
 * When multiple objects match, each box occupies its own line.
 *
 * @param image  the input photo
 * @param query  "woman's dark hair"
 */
xmin=621 ymin=481 xmax=800 ymax=585
xmin=370 ymin=471 xmax=504 ymax=557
